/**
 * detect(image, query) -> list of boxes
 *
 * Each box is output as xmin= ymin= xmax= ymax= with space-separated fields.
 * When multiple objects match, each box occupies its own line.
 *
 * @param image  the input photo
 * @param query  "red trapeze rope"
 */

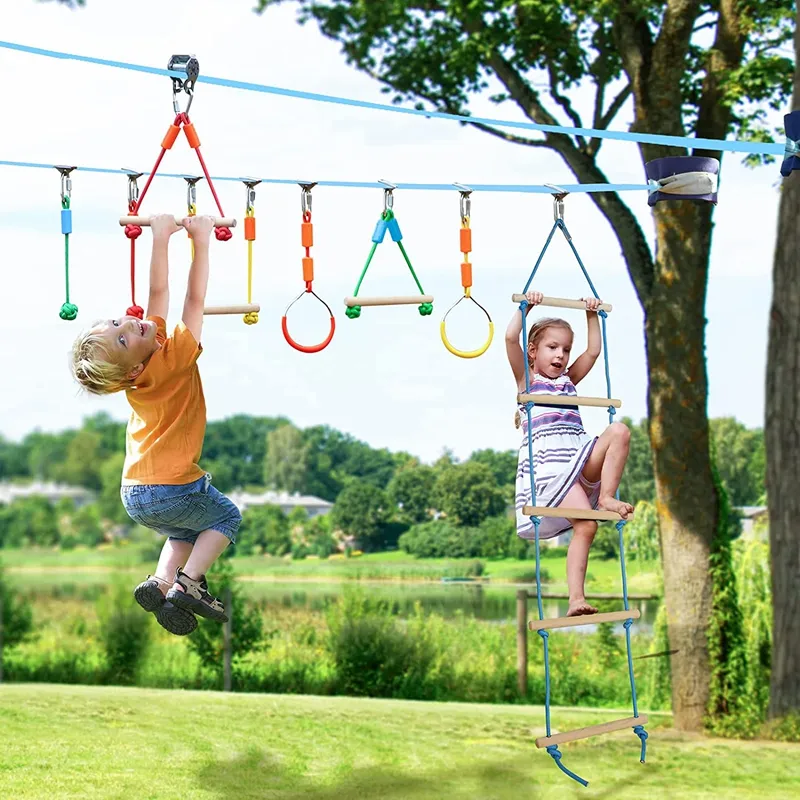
xmin=123 ymin=113 xmax=232 ymax=318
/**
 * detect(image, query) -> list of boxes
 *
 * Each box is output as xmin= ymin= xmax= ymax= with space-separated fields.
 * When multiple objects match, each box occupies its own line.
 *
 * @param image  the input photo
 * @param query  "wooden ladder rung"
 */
xmin=535 ymin=715 xmax=648 ymax=748
xmin=529 ymin=609 xmax=640 ymax=631
xmin=517 ymin=393 xmax=622 ymax=408
xmin=511 ymin=294 xmax=613 ymax=313
xmin=523 ymin=506 xmax=629 ymax=521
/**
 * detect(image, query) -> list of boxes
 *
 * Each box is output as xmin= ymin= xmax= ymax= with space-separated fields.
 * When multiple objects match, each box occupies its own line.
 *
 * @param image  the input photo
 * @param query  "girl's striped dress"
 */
xmin=515 ymin=371 xmax=600 ymax=540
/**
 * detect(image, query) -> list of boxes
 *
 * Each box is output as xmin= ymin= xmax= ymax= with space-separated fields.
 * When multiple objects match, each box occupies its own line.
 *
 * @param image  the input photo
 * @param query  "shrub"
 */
xmin=186 ymin=558 xmax=270 ymax=688
xmin=0 ymin=561 xmax=34 ymax=650
xmin=764 ymin=712 xmax=800 ymax=743
xmin=96 ymin=579 xmax=151 ymax=685
xmin=326 ymin=589 xmax=437 ymax=699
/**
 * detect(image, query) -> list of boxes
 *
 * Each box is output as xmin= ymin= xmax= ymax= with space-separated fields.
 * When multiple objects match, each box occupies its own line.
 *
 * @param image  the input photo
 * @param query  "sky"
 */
xmin=0 ymin=0 xmax=782 ymax=464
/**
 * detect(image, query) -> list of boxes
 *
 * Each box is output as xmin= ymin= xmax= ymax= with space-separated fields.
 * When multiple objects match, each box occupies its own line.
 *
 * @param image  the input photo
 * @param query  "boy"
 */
xmin=70 ymin=214 xmax=241 ymax=636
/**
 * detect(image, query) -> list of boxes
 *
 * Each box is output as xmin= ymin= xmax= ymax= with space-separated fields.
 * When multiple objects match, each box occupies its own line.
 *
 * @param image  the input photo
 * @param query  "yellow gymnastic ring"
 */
xmin=440 ymin=295 xmax=494 ymax=359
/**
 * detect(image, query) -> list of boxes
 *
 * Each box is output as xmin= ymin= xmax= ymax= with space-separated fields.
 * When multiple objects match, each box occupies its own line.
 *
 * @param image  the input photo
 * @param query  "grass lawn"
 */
xmin=2 ymin=546 xmax=662 ymax=596
xmin=0 ymin=684 xmax=795 ymax=799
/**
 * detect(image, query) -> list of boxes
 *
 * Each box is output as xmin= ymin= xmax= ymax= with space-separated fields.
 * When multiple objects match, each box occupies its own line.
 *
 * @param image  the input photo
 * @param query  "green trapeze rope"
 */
xmin=346 ymin=208 xmax=433 ymax=319
xmin=59 ymin=194 xmax=78 ymax=320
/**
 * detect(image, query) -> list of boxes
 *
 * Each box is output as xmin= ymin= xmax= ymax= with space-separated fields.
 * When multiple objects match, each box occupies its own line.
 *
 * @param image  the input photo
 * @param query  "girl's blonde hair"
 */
xmin=514 ymin=317 xmax=574 ymax=429
xmin=70 ymin=329 xmax=133 ymax=396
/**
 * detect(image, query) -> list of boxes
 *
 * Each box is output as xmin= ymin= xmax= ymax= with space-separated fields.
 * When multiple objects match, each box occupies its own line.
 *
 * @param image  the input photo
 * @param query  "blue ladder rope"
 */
xmin=519 ymin=213 xmax=648 ymax=787
xmin=0 ymin=40 xmax=784 ymax=156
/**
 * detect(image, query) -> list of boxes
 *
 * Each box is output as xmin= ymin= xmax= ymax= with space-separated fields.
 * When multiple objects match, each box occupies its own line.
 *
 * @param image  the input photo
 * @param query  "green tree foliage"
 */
xmin=53 ymin=429 xmax=104 ymax=491
xmin=239 ymin=504 xmax=292 ymax=556
xmin=706 ymin=451 xmax=750 ymax=736
xmin=399 ymin=515 xmax=517 ymax=560
xmin=264 ymin=423 xmax=309 ymax=493
xmin=627 ymin=500 xmax=660 ymax=562
xmin=331 ymin=480 xmax=389 ymax=549
xmin=710 ymin=418 xmax=766 ymax=506
xmin=61 ymin=503 xmax=105 ymax=549
xmin=386 ymin=464 xmax=436 ymax=524
xmin=434 ymin=462 xmax=506 ymax=527
xmin=0 ymin=435 xmax=29 ymax=478
xmin=98 ymin=452 xmax=130 ymax=525
xmin=618 ymin=418 xmax=655 ymax=507
xmin=467 ymin=449 xmax=516 ymax=493
xmin=735 ymin=537 xmax=773 ymax=729
xmin=302 ymin=425 xmax=402 ymax=501
xmin=186 ymin=559 xmax=268 ymax=686
xmin=0 ymin=497 xmax=59 ymax=548
xmin=204 ymin=415 xmax=288 ymax=490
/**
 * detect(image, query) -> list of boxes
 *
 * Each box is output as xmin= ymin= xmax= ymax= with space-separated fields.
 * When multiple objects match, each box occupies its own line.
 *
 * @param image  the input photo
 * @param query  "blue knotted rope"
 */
xmin=518 ymin=212 xmax=648 ymax=786
xmin=546 ymin=745 xmax=589 ymax=787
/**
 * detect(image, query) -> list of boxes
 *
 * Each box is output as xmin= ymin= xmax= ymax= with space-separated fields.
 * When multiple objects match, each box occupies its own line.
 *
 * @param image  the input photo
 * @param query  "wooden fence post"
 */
xmin=516 ymin=589 xmax=528 ymax=698
xmin=223 ymin=587 xmax=232 ymax=692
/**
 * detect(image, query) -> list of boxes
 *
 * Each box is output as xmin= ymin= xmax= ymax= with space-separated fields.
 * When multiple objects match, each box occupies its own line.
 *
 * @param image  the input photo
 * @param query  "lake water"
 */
xmin=243 ymin=580 xmax=660 ymax=635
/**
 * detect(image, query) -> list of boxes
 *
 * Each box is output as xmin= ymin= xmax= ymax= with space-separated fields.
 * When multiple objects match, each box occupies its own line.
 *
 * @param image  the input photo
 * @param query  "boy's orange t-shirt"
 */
xmin=121 ymin=315 xmax=207 ymax=486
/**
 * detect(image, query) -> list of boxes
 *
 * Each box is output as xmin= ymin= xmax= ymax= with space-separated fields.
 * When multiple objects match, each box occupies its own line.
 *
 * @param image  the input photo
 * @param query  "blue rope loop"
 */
xmin=545 ymin=745 xmax=589 ymax=787
xmin=537 ymin=629 xmax=549 ymax=641
xmin=633 ymin=724 xmax=649 ymax=763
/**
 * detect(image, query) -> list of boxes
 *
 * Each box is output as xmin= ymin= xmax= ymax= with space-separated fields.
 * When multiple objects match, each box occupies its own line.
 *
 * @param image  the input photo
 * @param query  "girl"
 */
xmin=506 ymin=292 xmax=634 ymax=617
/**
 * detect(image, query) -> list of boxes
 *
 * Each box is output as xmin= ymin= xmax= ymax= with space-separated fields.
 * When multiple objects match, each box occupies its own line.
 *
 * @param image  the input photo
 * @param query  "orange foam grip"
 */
xmin=460 ymin=227 xmax=472 ymax=254
xmin=302 ymin=257 xmax=314 ymax=282
xmin=461 ymin=261 xmax=473 ymax=288
xmin=244 ymin=216 xmax=256 ymax=241
xmin=162 ymin=125 xmax=181 ymax=149
xmin=301 ymin=222 xmax=313 ymax=248
xmin=183 ymin=124 xmax=200 ymax=149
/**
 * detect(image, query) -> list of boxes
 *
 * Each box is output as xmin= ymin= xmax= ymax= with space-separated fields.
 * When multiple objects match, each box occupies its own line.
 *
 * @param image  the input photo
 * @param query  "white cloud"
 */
xmin=0 ymin=0 xmax=779 ymax=461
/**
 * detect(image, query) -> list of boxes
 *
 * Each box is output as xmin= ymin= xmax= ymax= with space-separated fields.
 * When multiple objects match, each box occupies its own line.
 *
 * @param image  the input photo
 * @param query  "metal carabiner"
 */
xmin=183 ymin=175 xmax=204 ymax=209
xmin=55 ymin=165 xmax=76 ymax=204
xmin=378 ymin=178 xmax=396 ymax=213
xmin=299 ymin=182 xmax=317 ymax=216
xmin=544 ymin=183 xmax=569 ymax=223
xmin=122 ymin=168 xmax=144 ymax=208
xmin=168 ymin=54 xmax=200 ymax=116
xmin=454 ymin=182 xmax=473 ymax=224
xmin=242 ymin=177 xmax=261 ymax=213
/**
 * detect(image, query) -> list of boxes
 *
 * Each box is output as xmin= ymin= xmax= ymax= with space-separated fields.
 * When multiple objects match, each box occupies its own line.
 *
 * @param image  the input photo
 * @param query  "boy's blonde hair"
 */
xmin=515 ymin=317 xmax=574 ymax=429
xmin=70 ymin=328 xmax=133 ymax=396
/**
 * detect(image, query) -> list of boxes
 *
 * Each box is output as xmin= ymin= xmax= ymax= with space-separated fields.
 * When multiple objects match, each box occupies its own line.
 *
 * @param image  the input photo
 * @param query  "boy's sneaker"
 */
xmin=134 ymin=577 xmax=198 ymax=636
xmin=166 ymin=567 xmax=228 ymax=623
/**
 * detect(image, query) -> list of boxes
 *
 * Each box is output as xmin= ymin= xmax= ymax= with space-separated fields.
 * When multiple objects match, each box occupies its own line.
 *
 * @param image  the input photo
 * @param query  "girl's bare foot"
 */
xmin=567 ymin=598 xmax=598 ymax=617
xmin=598 ymin=495 xmax=634 ymax=519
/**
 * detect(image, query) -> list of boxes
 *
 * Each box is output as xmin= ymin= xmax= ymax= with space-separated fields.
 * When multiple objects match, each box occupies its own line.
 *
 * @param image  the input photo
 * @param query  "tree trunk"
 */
xmin=646 ymin=200 xmax=718 ymax=730
xmin=766 ymin=8 xmax=800 ymax=719
xmin=556 ymin=141 xmax=720 ymax=731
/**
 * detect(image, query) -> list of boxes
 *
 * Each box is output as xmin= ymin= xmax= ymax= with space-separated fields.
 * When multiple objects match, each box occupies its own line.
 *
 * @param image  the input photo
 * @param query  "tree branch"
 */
xmin=588 ymin=82 xmax=633 ymax=157
xmin=466 ymin=121 xmax=549 ymax=148
xmin=547 ymin=64 xmax=586 ymax=150
xmin=695 ymin=0 xmax=749 ymax=154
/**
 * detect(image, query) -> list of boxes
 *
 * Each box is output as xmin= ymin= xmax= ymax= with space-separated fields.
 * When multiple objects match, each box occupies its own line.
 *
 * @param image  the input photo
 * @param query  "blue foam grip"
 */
xmin=781 ymin=110 xmax=800 ymax=178
xmin=372 ymin=218 xmax=388 ymax=243
xmin=387 ymin=217 xmax=402 ymax=242
xmin=61 ymin=208 xmax=72 ymax=235
xmin=644 ymin=156 xmax=719 ymax=206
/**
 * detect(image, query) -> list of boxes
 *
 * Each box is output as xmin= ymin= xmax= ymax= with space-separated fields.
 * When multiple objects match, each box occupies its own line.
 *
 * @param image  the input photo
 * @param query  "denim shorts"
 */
xmin=120 ymin=473 xmax=241 ymax=544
